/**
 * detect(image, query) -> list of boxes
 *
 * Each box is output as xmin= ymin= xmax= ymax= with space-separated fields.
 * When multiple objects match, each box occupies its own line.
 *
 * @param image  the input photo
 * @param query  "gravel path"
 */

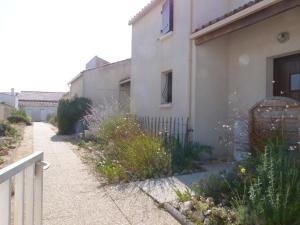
xmin=33 ymin=122 xmax=179 ymax=225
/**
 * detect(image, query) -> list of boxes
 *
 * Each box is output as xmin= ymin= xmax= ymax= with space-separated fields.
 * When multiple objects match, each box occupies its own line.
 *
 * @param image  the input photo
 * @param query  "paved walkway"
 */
xmin=33 ymin=123 xmax=179 ymax=225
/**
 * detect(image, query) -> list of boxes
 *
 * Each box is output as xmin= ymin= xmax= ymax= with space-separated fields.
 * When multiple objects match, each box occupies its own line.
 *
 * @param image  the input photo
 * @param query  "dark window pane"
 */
xmin=290 ymin=74 xmax=300 ymax=91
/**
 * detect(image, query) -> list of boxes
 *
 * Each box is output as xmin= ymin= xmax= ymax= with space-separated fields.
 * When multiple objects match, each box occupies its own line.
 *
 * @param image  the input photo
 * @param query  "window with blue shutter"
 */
xmin=161 ymin=0 xmax=173 ymax=34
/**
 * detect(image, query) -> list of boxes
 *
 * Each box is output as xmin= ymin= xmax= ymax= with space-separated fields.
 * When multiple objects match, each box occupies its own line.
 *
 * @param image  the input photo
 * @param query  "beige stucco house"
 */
xmin=18 ymin=91 xmax=65 ymax=122
xmin=129 ymin=0 xmax=300 ymax=155
xmin=69 ymin=56 xmax=131 ymax=112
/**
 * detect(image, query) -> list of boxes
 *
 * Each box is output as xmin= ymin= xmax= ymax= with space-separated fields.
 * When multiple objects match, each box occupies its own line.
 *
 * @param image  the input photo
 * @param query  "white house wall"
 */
xmin=194 ymin=37 xmax=229 ymax=155
xmin=131 ymin=0 xmax=191 ymax=118
xmin=82 ymin=59 xmax=131 ymax=107
xmin=21 ymin=106 xmax=57 ymax=122
xmin=227 ymin=7 xmax=300 ymax=112
xmin=193 ymin=7 xmax=300 ymax=154
xmin=70 ymin=76 xmax=84 ymax=98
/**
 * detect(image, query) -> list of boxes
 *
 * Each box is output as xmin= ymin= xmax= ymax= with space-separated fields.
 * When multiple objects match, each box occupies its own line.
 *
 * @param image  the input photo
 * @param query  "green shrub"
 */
xmin=97 ymin=115 xmax=172 ymax=182
xmin=97 ymin=160 xmax=127 ymax=183
xmin=47 ymin=113 xmax=57 ymax=126
xmin=78 ymin=139 xmax=88 ymax=148
xmin=0 ymin=121 xmax=17 ymax=137
xmin=175 ymin=188 xmax=192 ymax=202
xmin=7 ymin=110 xmax=31 ymax=125
xmin=97 ymin=116 xmax=142 ymax=144
xmin=57 ymin=97 xmax=92 ymax=134
xmin=235 ymin=138 xmax=300 ymax=225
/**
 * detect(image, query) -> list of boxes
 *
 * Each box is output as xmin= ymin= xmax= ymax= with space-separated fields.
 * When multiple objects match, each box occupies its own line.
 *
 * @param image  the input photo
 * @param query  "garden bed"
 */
xmin=164 ymin=137 xmax=300 ymax=225
xmin=75 ymin=115 xmax=213 ymax=184
xmin=0 ymin=122 xmax=25 ymax=168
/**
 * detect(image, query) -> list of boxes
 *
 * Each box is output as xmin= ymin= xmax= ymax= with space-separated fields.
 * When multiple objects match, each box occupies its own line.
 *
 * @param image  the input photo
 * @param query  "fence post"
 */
xmin=34 ymin=157 xmax=44 ymax=225
xmin=0 ymin=179 xmax=11 ymax=225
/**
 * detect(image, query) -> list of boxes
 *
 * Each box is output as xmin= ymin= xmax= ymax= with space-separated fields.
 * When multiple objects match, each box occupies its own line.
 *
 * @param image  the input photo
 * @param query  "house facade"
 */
xmin=18 ymin=91 xmax=65 ymax=122
xmin=129 ymin=0 xmax=300 ymax=155
xmin=69 ymin=56 xmax=131 ymax=112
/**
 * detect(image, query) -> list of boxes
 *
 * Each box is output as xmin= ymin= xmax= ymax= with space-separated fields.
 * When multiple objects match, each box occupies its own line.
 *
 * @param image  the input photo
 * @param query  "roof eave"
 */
xmin=129 ymin=0 xmax=162 ymax=25
xmin=191 ymin=0 xmax=282 ymax=40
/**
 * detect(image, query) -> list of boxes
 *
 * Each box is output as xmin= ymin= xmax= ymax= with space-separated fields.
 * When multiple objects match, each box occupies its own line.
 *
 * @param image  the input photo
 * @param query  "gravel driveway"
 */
xmin=33 ymin=122 xmax=179 ymax=225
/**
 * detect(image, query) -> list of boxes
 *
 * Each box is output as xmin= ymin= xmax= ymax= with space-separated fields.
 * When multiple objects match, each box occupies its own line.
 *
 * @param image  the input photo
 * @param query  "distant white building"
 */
xmin=0 ymin=88 xmax=18 ymax=108
xmin=18 ymin=91 xmax=65 ymax=122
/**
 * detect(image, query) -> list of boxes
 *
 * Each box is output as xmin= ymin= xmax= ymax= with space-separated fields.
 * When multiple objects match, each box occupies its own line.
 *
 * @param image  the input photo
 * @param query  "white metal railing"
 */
xmin=0 ymin=151 xmax=49 ymax=225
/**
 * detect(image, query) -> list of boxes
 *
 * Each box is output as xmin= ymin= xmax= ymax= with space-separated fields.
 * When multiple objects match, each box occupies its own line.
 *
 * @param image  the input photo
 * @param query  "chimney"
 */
xmin=11 ymin=88 xmax=15 ymax=96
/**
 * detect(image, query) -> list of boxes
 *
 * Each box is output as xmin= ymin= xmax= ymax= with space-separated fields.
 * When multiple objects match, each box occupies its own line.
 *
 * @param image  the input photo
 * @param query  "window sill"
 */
xmin=159 ymin=31 xmax=173 ymax=41
xmin=160 ymin=103 xmax=172 ymax=108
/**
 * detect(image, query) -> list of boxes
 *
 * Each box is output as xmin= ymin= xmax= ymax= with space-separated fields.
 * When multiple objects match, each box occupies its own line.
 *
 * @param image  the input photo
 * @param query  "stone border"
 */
xmin=139 ymin=187 xmax=194 ymax=225
xmin=163 ymin=203 xmax=194 ymax=225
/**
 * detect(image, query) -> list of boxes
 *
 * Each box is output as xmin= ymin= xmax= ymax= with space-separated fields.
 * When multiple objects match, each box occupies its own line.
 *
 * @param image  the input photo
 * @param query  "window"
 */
xmin=290 ymin=74 xmax=300 ymax=91
xmin=161 ymin=0 xmax=173 ymax=34
xmin=161 ymin=71 xmax=172 ymax=104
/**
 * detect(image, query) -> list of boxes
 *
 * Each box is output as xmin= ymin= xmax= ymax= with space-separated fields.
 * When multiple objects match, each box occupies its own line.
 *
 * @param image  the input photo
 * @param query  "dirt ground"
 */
xmin=0 ymin=124 xmax=33 ymax=169
xmin=13 ymin=124 xmax=33 ymax=161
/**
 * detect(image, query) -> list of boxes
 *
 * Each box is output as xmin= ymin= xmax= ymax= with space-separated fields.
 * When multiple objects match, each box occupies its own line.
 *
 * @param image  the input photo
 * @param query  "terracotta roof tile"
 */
xmin=194 ymin=0 xmax=264 ymax=32
xmin=18 ymin=91 xmax=65 ymax=102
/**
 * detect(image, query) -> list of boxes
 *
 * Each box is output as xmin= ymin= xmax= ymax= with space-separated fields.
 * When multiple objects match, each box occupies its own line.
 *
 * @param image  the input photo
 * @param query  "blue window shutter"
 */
xmin=161 ymin=0 xmax=173 ymax=34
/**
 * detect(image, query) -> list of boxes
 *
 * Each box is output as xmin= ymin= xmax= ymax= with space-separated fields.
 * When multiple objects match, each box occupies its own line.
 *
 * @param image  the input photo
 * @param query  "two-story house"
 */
xmin=129 ymin=0 xmax=300 ymax=155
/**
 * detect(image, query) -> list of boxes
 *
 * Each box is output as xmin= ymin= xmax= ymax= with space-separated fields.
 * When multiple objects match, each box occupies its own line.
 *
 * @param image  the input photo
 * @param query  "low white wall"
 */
xmin=0 ymin=104 xmax=13 ymax=120
xmin=0 ymin=93 xmax=17 ymax=108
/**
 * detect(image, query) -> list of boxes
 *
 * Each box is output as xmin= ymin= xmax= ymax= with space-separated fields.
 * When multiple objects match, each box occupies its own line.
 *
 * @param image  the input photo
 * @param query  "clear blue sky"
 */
xmin=0 ymin=0 xmax=150 ymax=92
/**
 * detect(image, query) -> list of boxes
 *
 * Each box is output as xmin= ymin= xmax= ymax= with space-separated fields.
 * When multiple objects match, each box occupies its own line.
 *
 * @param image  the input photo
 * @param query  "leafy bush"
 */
xmin=7 ymin=110 xmax=31 ymax=125
xmin=0 ymin=121 xmax=17 ymax=137
xmin=57 ymin=97 xmax=92 ymax=134
xmin=47 ymin=113 xmax=57 ymax=126
xmin=96 ymin=116 xmax=172 ymax=182
xmin=175 ymin=188 xmax=192 ymax=202
xmin=191 ymin=137 xmax=300 ymax=225
xmin=236 ymin=138 xmax=300 ymax=225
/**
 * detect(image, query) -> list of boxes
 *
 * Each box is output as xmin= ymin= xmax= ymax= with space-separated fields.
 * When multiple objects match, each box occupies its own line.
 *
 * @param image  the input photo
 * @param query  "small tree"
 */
xmin=57 ymin=97 xmax=92 ymax=134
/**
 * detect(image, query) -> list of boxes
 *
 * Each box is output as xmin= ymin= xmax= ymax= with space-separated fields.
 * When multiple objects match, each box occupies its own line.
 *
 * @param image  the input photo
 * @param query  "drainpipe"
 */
xmin=188 ymin=0 xmax=194 ymax=139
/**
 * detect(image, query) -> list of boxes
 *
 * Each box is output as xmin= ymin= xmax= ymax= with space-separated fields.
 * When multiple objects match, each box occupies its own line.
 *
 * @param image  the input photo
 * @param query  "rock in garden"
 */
xmin=204 ymin=218 xmax=210 ymax=225
xmin=206 ymin=197 xmax=215 ymax=206
xmin=192 ymin=211 xmax=205 ymax=222
xmin=9 ymin=145 xmax=17 ymax=149
xmin=181 ymin=201 xmax=193 ymax=212
xmin=204 ymin=209 xmax=212 ymax=216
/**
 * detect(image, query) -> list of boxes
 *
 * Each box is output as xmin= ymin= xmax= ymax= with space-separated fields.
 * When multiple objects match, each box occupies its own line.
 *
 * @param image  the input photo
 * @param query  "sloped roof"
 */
xmin=18 ymin=91 xmax=65 ymax=102
xmin=129 ymin=0 xmax=162 ymax=25
xmin=194 ymin=0 xmax=264 ymax=32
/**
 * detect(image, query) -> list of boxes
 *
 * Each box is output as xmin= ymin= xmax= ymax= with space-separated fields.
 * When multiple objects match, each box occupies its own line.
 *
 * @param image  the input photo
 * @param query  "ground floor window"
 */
xmin=161 ymin=71 xmax=172 ymax=104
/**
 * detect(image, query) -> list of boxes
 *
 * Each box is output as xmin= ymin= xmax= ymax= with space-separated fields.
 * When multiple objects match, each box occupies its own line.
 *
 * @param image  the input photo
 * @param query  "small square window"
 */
xmin=161 ymin=71 xmax=172 ymax=104
xmin=290 ymin=74 xmax=300 ymax=91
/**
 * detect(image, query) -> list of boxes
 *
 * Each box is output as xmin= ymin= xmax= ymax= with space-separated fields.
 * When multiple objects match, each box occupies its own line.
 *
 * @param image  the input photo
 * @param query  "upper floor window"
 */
xmin=161 ymin=0 xmax=173 ymax=34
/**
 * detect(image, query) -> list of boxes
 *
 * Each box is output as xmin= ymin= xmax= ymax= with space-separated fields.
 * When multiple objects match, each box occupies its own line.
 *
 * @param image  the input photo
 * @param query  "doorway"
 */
xmin=274 ymin=53 xmax=300 ymax=101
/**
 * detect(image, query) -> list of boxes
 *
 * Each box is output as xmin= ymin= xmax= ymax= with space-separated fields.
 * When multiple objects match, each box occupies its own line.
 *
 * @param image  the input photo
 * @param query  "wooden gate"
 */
xmin=249 ymin=97 xmax=300 ymax=151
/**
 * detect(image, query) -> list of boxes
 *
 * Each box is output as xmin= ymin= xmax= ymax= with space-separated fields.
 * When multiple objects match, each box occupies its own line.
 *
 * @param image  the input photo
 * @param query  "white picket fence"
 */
xmin=0 ymin=152 xmax=49 ymax=225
